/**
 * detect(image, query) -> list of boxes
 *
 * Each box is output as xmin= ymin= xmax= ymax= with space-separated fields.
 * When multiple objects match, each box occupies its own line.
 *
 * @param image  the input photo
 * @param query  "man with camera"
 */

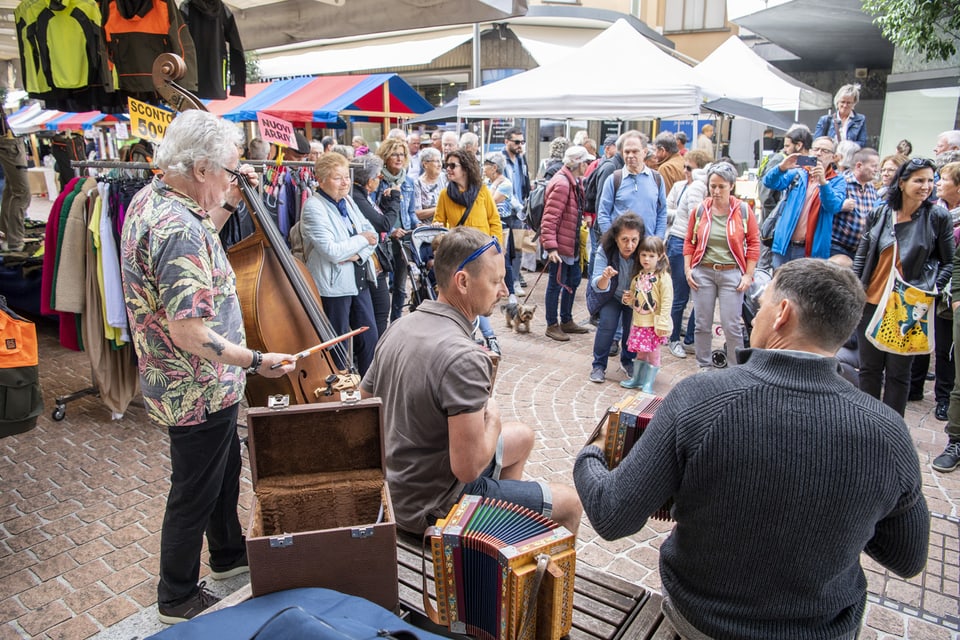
xmin=761 ymin=125 xmax=847 ymax=269
xmin=574 ymin=259 xmax=929 ymax=640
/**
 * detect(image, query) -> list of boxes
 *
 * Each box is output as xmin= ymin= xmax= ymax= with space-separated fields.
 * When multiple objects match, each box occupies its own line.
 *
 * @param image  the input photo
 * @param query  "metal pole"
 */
xmin=472 ymin=23 xmax=481 ymax=90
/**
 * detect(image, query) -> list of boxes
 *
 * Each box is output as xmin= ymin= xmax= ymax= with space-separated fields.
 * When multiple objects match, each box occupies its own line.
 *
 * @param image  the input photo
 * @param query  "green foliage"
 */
xmin=245 ymin=51 xmax=261 ymax=83
xmin=862 ymin=0 xmax=960 ymax=61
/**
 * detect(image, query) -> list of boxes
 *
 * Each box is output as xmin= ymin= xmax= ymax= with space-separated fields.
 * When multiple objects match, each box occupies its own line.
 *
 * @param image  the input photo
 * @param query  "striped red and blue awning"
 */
xmin=219 ymin=74 xmax=433 ymax=124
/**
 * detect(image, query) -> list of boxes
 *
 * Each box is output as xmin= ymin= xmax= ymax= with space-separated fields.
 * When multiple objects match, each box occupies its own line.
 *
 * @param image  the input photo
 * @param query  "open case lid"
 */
xmin=246 ymin=398 xmax=384 ymax=488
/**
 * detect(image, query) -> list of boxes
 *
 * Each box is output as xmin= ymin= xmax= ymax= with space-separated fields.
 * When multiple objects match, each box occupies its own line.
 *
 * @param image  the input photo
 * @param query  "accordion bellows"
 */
xmin=426 ymin=495 xmax=576 ymax=640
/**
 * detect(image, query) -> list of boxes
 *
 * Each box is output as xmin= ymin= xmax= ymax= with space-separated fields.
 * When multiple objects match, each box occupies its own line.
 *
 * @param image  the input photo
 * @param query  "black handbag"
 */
xmin=374 ymin=241 xmax=394 ymax=273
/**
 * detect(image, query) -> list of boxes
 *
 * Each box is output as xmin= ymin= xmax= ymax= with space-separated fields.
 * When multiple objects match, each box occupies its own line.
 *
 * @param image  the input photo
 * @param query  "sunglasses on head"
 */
xmin=906 ymin=157 xmax=936 ymax=170
xmin=457 ymin=237 xmax=502 ymax=272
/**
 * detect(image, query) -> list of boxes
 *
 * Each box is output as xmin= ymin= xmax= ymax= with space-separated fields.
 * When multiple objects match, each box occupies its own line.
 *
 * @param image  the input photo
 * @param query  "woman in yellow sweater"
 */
xmin=435 ymin=149 xmax=503 ymax=241
xmin=434 ymin=148 xmax=505 ymax=354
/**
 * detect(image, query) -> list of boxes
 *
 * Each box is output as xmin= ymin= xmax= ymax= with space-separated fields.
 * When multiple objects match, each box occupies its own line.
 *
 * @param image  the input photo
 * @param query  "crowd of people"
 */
xmin=114 ymin=97 xmax=958 ymax=638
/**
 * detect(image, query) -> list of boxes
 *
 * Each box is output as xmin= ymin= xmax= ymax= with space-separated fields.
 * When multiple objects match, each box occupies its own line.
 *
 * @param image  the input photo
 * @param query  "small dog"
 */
xmin=502 ymin=302 xmax=537 ymax=334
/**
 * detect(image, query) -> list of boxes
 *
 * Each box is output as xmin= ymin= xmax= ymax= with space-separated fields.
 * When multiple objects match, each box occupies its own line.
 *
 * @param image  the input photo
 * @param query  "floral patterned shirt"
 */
xmin=121 ymin=176 xmax=246 ymax=426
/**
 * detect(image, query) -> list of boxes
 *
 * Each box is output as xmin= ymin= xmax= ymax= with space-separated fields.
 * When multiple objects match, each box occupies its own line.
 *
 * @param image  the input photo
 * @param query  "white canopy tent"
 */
xmin=694 ymin=36 xmax=831 ymax=116
xmin=457 ymin=19 xmax=706 ymax=120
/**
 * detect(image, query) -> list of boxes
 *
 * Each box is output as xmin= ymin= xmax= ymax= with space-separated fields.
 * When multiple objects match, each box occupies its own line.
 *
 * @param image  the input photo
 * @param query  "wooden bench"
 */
xmin=207 ymin=537 xmax=680 ymax=640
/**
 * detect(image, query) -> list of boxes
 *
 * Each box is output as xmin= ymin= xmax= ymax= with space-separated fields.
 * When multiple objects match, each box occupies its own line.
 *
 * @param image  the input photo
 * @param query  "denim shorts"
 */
xmin=459 ymin=435 xmax=553 ymax=519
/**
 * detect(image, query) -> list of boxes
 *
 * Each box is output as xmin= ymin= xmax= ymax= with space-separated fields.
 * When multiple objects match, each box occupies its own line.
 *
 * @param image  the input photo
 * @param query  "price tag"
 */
xmin=127 ymin=98 xmax=174 ymax=143
xmin=257 ymin=112 xmax=296 ymax=148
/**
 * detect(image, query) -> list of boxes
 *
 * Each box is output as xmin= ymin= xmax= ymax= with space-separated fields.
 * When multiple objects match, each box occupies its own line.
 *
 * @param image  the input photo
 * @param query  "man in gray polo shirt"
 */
xmin=361 ymin=226 xmax=582 ymax=535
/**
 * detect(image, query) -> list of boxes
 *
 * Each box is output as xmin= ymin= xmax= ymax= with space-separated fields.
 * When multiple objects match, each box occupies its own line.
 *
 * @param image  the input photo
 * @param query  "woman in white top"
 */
xmin=412 ymin=146 xmax=446 ymax=223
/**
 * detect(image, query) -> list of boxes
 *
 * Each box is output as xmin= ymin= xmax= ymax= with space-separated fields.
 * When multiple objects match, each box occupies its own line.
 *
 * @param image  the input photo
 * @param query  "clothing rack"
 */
xmin=51 ymin=164 xmax=151 ymax=420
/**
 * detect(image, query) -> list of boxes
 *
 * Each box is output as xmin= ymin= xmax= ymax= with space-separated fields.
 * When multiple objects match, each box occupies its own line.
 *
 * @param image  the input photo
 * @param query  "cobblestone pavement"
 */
xmin=0 ymin=286 xmax=958 ymax=639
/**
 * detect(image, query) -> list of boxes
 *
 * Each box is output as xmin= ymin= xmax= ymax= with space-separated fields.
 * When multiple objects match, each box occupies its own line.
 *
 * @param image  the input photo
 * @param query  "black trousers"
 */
xmin=321 ymin=288 xmax=379 ymax=376
xmin=858 ymin=304 xmax=914 ymax=417
xmin=159 ymin=403 xmax=245 ymax=606
xmin=908 ymin=313 xmax=953 ymax=403
xmin=389 ymin=237 xmax=409 ymax=321
xmin=369 ymin=271 xmax=391 ymax=338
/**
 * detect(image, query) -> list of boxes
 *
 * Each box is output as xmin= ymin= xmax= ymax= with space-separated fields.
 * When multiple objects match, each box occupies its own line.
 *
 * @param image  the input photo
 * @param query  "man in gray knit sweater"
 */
xmin=574 ymin=259 xmax=929 ymax=640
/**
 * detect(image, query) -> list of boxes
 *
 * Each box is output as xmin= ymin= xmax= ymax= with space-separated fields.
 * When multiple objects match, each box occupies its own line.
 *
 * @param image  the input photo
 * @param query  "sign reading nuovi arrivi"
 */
xmin=257 ymin=112 xmax=297 ymax=149
xmin=127 ymin=98 xmax=174 ymax=143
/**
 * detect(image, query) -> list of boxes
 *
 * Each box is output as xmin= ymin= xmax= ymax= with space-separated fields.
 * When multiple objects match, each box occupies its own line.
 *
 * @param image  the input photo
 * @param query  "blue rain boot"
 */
xmin=641 ymin=365 xmax=660 ymax=393
xmin=620 ymin=361 xmax=648 ymax=389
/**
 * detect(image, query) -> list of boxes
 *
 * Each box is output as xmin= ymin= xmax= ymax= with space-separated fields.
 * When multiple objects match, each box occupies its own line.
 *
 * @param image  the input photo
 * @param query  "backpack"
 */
xmin=583 ymin=158 xmax=614 ymax=214
xmin=523 ymin=178 xmax=548 ymax=235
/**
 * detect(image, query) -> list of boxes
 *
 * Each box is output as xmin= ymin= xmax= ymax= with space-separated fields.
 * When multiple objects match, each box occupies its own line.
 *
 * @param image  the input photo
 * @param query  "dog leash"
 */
xmin=520 ymin=261 xmax=551 ymax=306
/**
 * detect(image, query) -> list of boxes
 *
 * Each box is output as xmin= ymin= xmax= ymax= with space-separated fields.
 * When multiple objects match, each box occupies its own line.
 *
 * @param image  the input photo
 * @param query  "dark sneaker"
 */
xmin=158 ymin=582 xmax=221 ymax=624
xmin=933 ymin=441 xmax=960 ymax=473
xmin=589 ymin=367 xmax=605 ymax=383
xmin=486 ymin=336 xmax=502 ymax=357
xmin=560 ymin=320 xmax=589 ymax=334
xmin=935 ymin=400 xmax=949 ymax=421
xmin=589 ymin=313 xmax=599 ymax=327
xmin=210 ymin=554 xmax=249 ymax=580
xmin=608 ymin=342 xmax=619 ymax=357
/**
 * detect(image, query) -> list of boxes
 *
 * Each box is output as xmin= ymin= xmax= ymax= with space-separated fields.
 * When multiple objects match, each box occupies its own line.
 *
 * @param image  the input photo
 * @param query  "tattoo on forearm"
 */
xmin=203 ymin=332 xmax=226 ymax=357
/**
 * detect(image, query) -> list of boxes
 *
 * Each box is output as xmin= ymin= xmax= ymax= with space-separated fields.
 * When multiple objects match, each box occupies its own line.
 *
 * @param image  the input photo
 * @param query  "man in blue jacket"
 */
xmin=762 ymin=127 xmax=846 ymax=269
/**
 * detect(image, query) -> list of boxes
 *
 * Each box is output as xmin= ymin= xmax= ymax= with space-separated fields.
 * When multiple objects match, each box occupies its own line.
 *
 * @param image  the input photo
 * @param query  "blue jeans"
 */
xmin=545 ymin=260 xmax=582 ymax=326
xmin=772 ymin=242 xmax=806 ymax=270
xmin=592 ymin=298 xmax=634 ymax=371
xmin=667 ymin=235 xmax=694 ymax=343
xmin=478 ymin=314 xmax=495 ymax=339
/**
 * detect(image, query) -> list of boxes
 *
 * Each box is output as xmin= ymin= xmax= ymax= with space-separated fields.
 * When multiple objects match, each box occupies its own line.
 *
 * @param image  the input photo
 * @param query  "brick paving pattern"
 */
xmin=0 ymin=287 xmax=958 ymax=639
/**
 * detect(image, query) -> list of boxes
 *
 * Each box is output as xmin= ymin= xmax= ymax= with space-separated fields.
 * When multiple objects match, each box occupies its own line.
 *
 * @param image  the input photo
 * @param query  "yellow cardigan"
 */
xmin=434 ymin=185 xmax=503 ymax=243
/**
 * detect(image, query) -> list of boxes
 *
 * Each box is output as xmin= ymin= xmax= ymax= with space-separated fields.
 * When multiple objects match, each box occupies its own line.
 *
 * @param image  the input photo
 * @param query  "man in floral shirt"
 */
xmin=121 ymin=110 xmax=294 ymax=624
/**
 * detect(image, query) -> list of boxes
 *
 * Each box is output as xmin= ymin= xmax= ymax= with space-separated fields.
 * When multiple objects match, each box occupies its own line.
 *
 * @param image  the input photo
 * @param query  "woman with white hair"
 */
xmin=683 ymin=162 xmax=761 ymax=369
xmin=413 ymin=146 xmax=446 ymax=222
xmin=815 ymin=84 xmax=867 ymax=147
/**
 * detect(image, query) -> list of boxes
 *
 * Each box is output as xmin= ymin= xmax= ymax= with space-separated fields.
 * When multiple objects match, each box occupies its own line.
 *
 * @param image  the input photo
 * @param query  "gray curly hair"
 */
xmin=155 ymin=110 xmax=242 ymax=177
xmin=549 ymin=136 xmax=570 ymax=160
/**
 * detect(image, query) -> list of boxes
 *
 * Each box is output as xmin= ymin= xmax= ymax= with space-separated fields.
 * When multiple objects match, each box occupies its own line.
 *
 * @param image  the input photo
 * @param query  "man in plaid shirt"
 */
xmin=831 ymin=148 xmax=880 ymax=262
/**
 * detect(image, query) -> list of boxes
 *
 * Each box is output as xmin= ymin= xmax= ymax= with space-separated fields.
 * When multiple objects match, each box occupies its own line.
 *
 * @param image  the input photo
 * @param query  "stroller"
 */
xmin=400 ymin=226 xmax=448 ymax=312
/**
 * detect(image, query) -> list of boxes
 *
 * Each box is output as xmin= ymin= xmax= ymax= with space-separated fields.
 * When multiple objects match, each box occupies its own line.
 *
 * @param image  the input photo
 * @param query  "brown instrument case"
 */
xmin=245 ymin=397 xmax=398 ymax=610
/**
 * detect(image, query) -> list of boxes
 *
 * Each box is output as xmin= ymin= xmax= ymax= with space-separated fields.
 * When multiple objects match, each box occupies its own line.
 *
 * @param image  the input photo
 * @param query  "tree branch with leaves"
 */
xmin=862 ymin=0 xmax=960 ymax=61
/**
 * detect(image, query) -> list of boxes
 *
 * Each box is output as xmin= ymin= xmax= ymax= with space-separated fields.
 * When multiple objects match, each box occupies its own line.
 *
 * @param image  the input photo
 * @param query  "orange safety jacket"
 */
xmin=102 ymin=0 xmax=198 ymax=94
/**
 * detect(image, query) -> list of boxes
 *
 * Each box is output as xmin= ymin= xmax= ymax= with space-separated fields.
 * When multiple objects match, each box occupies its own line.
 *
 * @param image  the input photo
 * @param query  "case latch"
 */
xmin=267 ymin=395 xmax=290 ymax=409
xmin=269 ymin=534 xmax=293 ymax=548
xmin=351 ymin=526 xmax=374 ymax=538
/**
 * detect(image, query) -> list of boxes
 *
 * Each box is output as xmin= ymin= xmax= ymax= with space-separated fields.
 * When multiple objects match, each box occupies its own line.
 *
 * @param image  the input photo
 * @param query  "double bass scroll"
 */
xmin=152 ymin=53 xmax=357 ymax=406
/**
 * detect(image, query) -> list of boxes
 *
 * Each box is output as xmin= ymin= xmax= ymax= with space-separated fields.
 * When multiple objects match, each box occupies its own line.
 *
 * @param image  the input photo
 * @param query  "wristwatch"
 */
xmin=222 ymin=201 xmax=238 ymax=213
xmin=246 ymin=350 xmax=263 ymax=375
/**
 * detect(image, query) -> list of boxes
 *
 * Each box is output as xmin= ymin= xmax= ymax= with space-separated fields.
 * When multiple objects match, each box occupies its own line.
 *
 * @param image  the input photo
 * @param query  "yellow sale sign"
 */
xmin=127 ymin=98 xmax=175 ymax=143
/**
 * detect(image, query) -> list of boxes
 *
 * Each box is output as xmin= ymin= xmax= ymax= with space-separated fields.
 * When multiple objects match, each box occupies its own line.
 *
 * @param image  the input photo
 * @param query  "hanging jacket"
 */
xmin=16 ymin=0 xmax=114 ymax=95
xmin=101 ymin=0 xmax=197 ymax=93
xmin=179 ymin=0 xmax=245 ymax=99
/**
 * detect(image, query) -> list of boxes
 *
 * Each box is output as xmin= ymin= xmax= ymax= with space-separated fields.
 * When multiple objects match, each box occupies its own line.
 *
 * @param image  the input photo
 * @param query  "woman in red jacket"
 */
xmin=541 ymin=145 xmax=595 ymax=341
xmin=683 ymin=162 xmax=761 ymax=369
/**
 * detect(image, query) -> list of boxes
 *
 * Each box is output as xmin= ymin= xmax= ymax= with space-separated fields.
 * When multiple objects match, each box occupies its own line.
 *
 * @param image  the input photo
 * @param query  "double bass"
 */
xmin=152 ymin=54 xmax=357 ymax=406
